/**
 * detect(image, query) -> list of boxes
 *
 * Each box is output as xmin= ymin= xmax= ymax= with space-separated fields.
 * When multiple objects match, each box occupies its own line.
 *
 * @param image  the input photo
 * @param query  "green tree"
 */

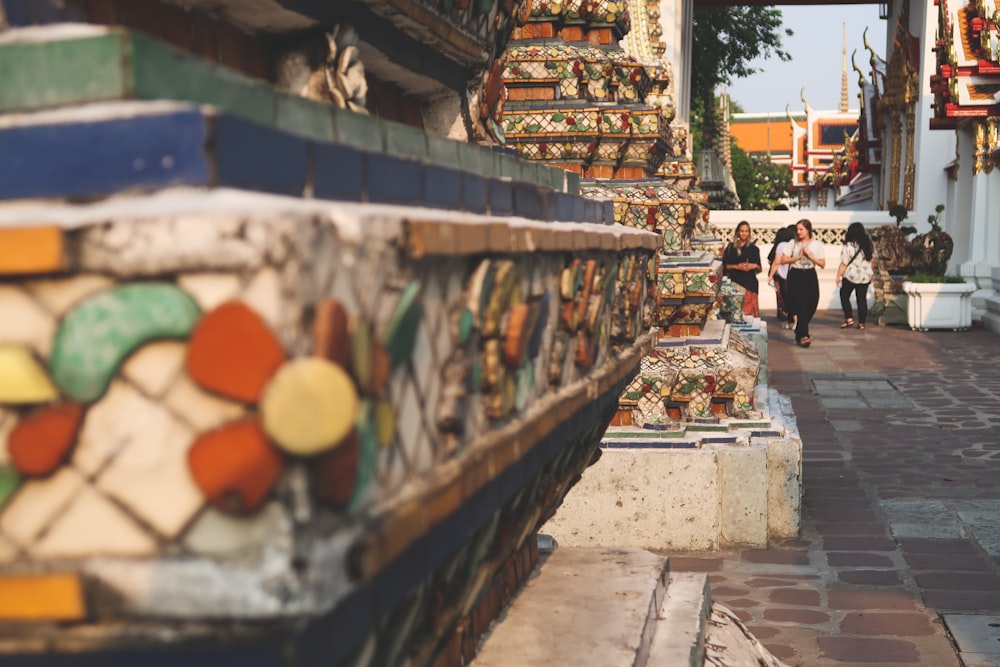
xmin=691 ymin=7 xmax=792 ymax=148
xmin=730 ymin=138 xmax=791 ymax=210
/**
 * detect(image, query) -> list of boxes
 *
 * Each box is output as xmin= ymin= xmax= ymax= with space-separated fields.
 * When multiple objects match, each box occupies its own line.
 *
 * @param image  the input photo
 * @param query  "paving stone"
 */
xmin=905 ymin=552 xmax=992 ymax=571
xmin=814 ymin=522 xmax=887 ymax=536
xmin=817 ymin=636 xmax=919 ymax=663
xmin=828 ymin=589 xmax=920 ymax=611
xmin=762 ymin=608 xmax=831 ymax=624
xmin=840 ymin=612 xmax=936 ymax=636
xmin=890 ymin=521 xmax=968 ymax=538
xmin=913 ymin=572 xmax=1000 ymax=591
xmin=837 ymin=570 xmax=903 ymax=586
xmin=768 ymin=588 xmax=821 ymax=606
xmin=664 ymin=556 xmax=723 ymax=572
xmin=746 ymin=577 xmax=812 ymax=588
xmin=720 ymin=598 xmax=759 ymax=608
xmin=899 ymin=538 xmax=977 ymax=556
xmin=740 ymin=549 xmax=810 ymax=565
xmin=827 ymin=552 xmax=895 ymax=567
xmin=822 ymin=536 xmax=897 ymax=551
xmin=942 ymin=614 xmax=1000 ymax=661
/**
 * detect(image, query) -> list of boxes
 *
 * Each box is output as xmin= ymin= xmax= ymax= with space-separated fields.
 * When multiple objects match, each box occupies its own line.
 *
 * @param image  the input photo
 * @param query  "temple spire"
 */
xmin=840 ymin=23 xmax=849 ymax=112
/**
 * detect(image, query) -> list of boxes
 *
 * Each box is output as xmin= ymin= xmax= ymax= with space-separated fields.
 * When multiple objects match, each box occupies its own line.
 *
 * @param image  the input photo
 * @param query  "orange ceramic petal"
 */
xmin=188 ymin=417 xmax=283 ymax=514
xmin=8 ymin=403 xmax=84 ymax=477
xmin=186 ymin=301 xmax=286 ymax=404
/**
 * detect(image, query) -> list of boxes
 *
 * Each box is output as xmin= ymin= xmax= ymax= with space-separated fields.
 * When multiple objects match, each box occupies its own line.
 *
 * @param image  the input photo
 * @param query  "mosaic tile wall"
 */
xmin=0 ymin=199 xmax=657 ymax=662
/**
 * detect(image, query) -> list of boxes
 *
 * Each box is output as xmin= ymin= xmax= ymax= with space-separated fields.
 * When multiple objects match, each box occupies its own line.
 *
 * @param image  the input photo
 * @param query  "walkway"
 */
xmin=666 ymin=310 xmax=1000 ymax=666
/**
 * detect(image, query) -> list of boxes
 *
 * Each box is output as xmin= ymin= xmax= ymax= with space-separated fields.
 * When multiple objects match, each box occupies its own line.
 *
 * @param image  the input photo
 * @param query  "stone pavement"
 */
xmin=665 ymin=310 xmax=1000 ymax=666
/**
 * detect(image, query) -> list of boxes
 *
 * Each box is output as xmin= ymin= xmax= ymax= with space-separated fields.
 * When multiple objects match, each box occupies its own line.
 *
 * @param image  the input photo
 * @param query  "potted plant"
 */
xmin=897 ymin=205 xmax=974 ymax=331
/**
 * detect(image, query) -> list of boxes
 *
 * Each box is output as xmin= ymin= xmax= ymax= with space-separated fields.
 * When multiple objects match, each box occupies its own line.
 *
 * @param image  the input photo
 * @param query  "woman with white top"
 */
xmin=767 ymin=224 xmax=796 ymax=329
xmin=835 ymin=222 xmax=875 ymax=330
xmin=782 ymin=219 xmax=826 ymax=348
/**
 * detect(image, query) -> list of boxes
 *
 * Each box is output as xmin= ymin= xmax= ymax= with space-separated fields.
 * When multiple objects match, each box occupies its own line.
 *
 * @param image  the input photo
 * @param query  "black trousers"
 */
xmin=840 ymin=279 xmax=870 ymax=324
xmin=787 ymin=267 xmax=818 ymax=341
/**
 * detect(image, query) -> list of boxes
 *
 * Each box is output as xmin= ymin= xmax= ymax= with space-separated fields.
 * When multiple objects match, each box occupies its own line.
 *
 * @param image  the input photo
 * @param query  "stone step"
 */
xmin=0 ymin=25 xmax=572 ymax=193
xmin=0 ymin=99 xmax=609 ymax=223
xmin=474 ymin=546 xmax=784 ymax=667
xmin=475 ymin=546 xmax=669 ymax=667
xmin=647 ymin=572 xmax=712 ymax=667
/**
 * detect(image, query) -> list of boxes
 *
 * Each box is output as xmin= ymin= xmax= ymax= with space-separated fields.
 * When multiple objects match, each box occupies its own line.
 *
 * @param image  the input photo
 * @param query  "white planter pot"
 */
xmin=902 ymin=280 xmax=975 ymax=331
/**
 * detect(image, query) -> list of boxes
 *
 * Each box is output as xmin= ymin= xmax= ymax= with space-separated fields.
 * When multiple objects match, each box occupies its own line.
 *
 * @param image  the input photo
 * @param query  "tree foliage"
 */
xmin=691 ymin=6 xmax=792 ymax=144
xmin=730 ymin=139 xmax=790 ymax=210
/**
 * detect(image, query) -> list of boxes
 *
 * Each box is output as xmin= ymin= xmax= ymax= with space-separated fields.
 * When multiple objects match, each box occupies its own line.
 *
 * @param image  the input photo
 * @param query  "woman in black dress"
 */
xmin=723 ymin=220 xmax=762 ymax=318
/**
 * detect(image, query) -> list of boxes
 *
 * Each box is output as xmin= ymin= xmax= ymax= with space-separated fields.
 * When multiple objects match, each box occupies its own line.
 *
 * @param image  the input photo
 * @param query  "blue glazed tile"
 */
xmin=298 ymin=584 xmax=375 ymax=667
xmin=468 ymin=475 xmax=502 ymax=534
xmin=692 ymin=417 xmax=721 ymax=424
xmin=702 ymin=436 xmax=738 ymax=444
xmin=603 ymin=201 xmax=616 ymax=224
xmin=513 ymin=183 xmax=544 ymax=220
xmin=424 ymin=164 xmax=462 ymax=210
xmin=495 ymin=455 xmax=526 ymax=507
xmin=462 ymin=173 xmax=488 ymax=214
xmin=0 ymin=109 xmax=209 ymax=201
xmin=1 ymin=0 xmax=83 ymax=25
xmin=312 ymin=142 xmax=365 ymax=202
xmin=551 ymin=192 xmax=573 ymax=221
xmin=214 ymin=114 xmax=307 ymax=196
xmin=425 ymin=500 xmax=473 ymax=572
xmin=751 ymin=430 xmax=783 ymax=437
xmin=374 ymin=536 xmax=431 ymax=622
xmin=489 ymin=178 xmax=514 ymax=216
xmin=367 ymin=154 xmax=422 ymax=205
xmin=571 ymin=195 xmax=588 ymax=222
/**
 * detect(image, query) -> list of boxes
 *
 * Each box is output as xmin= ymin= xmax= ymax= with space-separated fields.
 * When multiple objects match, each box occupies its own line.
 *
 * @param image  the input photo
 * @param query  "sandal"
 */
xmin=798 ymin=336 xmax=811 ymax=348
xmin=857 ymin=323 xmax=865 ymax=330
xmin=840 ymin=319 xmax=854 ymax=329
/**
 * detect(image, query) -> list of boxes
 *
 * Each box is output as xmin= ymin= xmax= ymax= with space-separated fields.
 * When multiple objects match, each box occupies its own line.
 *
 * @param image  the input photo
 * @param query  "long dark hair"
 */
xmin=845 ymin=222 xmax=873 ymax=260
xmin=768 ymin=224 xmax=796 ymax=264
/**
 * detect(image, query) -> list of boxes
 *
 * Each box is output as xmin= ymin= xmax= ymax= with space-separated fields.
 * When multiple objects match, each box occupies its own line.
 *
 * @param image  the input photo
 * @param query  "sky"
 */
xmin=724 ymin=4 xmax=887 ymax=114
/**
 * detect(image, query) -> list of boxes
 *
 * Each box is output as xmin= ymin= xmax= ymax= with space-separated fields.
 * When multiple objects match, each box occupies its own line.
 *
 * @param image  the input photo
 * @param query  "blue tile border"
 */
xmin=0 ymin=104 xmax=614 ymax=225
xmin=0 ymin=109 xmax=210 ymax=201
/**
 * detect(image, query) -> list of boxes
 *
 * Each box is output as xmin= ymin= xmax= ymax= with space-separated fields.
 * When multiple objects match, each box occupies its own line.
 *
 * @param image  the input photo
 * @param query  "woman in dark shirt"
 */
xmin=723 ymin=220 xmax=762 ymax=317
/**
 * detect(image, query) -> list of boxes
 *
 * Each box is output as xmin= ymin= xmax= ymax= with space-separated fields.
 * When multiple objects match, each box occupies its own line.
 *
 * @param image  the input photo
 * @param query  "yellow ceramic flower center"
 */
xmin=260 ymin=358 xmax=359 ymax=456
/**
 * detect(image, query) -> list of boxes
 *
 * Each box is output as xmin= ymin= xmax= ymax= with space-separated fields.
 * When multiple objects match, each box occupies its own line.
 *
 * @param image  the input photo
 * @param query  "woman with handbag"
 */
xmin=835 ymin=222 xmax=875 ymax=330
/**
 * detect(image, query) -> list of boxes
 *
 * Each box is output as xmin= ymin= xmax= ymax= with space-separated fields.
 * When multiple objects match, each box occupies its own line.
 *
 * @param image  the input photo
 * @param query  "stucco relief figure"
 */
xmin=278 ymin=26 xmax=368 ymax=113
